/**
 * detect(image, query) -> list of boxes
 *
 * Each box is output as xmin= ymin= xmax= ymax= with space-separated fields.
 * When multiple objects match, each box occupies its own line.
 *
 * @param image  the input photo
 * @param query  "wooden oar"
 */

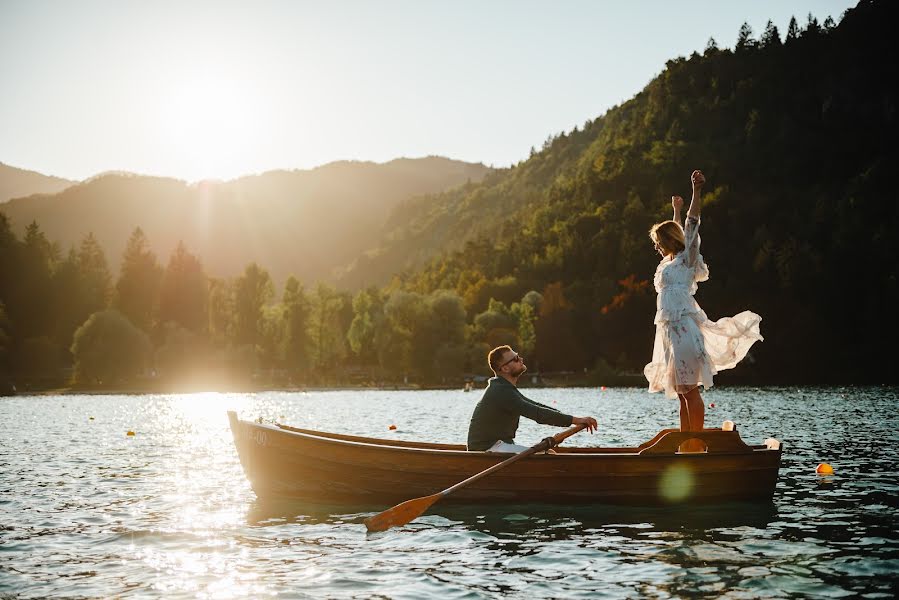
xmin=364 ymin=423 xmax=588 ymax=533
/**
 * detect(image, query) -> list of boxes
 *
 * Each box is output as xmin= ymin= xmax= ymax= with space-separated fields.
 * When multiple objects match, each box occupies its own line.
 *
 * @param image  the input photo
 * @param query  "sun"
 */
xmin=158 ymin=72 xmax=267 ymax=181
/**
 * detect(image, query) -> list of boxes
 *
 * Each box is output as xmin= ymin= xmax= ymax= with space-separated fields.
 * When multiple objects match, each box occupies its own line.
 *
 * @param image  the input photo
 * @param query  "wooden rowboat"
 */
xmin=227 ymin=411 xmax=783 ymax=506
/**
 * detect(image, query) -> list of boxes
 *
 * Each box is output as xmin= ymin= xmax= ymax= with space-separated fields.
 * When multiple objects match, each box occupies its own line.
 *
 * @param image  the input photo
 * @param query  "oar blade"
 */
xmin=364 ymin=494 xmax=440 ymax=533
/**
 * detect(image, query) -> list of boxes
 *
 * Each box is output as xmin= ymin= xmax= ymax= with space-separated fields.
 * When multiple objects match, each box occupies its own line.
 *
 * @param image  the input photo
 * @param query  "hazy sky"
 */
xmin=1 ymin=0 xmax=855 ymax=182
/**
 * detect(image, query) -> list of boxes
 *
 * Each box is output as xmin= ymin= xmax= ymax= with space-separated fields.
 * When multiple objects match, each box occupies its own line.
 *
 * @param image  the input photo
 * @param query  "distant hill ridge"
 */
xmin=0 ymin=162 xmax=76 ymax=203
xmin=0 ymin=156 xmax=491 ymax=284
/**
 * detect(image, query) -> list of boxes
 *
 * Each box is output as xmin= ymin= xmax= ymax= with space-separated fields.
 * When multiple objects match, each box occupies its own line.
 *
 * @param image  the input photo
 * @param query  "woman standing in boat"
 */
xmin=644 ymin=170 xmax=763 ymax=450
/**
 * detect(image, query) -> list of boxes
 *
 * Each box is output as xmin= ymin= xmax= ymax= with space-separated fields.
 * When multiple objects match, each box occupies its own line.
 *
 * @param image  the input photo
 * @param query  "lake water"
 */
xmin=1 ymin=387 xmax=897 ymax=599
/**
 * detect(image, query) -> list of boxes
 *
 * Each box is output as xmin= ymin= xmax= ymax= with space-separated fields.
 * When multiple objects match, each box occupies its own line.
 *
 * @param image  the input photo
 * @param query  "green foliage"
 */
xmin=114 ymin=227 xmax=162 ymax=331
xmin=13 ymin=336 xmax=62 ymax=377
xmin=233 ymin=263 xmax=274 ymax=347
xmin=347 ymin=287 xmax=382 ymax=360
xmin=0 ymin=302 xmax=10 ymax=371
xmin=309 ymin=283 xmax=349 ymax=372
xmin=70 ymin=310 xmax=151 ymax=384
xmin=419 ymin=290 xmax=467 ymax=379
xmin=158 ymin=242 xmax=207 ymax=333
xmin=472 ymin=298 xmax=518 ymax=349
xmin=511 ymin=299 xmax=537 ymax=357
xmin=2 ymin=2 xmax=895 ymax=386
xmin=77 ymin=233 xmax=112 ymax=314
xmin=258 ymin=304 xmax=286 ymax=369
xmin=207 ymin=278 xmax=233 ymax=344
xmin=370 ymin=289 xmax=468 ymax=379
xmin=374 ymin=290 xmax=424 ymax=376
xmin=282 ymin=276 xmax=312 ymax=374
xmin=353 ymin=2 xmax=899 ymax=382
xmin=11 ymin=222 xmax=57 ymax=340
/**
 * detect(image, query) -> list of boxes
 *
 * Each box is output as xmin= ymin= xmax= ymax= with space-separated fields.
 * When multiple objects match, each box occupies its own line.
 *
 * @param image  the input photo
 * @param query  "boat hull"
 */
xmin=228 ymin=412 xmax=782 ymax=506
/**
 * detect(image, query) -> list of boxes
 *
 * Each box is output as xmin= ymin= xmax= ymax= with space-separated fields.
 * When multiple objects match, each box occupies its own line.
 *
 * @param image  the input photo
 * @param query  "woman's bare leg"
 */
xmin=679 ymin=387 xmax=706 ymax=452
xmin=677 ymin=394 xmax=690 ymax=430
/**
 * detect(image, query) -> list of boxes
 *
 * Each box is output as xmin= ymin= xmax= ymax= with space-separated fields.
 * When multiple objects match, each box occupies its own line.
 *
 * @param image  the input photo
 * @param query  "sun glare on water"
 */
xmin=172 ymin=391 xmax=248 ymax=425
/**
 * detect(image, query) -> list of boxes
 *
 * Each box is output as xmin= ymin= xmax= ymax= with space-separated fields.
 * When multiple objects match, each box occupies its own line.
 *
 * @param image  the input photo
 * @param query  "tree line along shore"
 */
xmin=2 ymin=2 xmax=897 ymax=391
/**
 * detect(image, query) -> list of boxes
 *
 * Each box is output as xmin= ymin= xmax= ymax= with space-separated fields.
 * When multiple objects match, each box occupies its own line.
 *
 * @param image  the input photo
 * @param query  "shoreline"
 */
xmin=8 ymin=382 xmax=642 ymax=396
xmin=5 ymin=380 xmax=896 ymax=397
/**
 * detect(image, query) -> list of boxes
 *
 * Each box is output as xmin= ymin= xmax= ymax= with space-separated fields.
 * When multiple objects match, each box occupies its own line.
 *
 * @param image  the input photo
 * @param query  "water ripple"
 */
xmin=1 ymin=387 xmax=898 ymax=598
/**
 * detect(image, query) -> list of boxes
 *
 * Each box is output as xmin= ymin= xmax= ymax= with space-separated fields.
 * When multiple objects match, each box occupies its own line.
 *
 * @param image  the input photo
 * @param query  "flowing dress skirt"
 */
xmin=644 ymin=310 xmax=763 ymax=398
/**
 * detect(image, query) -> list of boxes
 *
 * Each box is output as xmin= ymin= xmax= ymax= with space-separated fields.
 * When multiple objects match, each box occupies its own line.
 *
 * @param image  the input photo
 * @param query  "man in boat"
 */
xmin=466 ymin=345 xmax=598 ymax=452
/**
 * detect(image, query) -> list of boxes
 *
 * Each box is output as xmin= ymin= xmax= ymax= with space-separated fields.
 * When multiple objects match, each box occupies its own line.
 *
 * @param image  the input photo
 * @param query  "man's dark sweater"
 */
xmin=466 ymin=376 xmax=573 ymax=451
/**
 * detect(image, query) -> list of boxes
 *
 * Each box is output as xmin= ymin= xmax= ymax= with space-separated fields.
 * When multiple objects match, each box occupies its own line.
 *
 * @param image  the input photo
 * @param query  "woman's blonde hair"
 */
xmin=649 ymin=220 xmax=686 ymax=255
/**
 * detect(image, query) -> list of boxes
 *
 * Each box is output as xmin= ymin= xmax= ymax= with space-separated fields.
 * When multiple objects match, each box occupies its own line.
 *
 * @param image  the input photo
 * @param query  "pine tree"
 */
xmin=804 ymin=13 xmax=820 ymax=36
xmin=761 ymin=20 xmax=781 ymax=48
xmin=736 ymin=22 xmax=756 ymax=50
xmin=13 ymin=222 xmax=57 ymax=339
xmin=283 ymin=276 xmax=312 ymax=375
xmin=158 ymin=241 xmax=208 ymax=333
xmin=309 ymin=282 xmax=347 ymax=372
xmin=114 ymin=227 xmax=162 ymax=331
xmin=233 ymin=263 xmax=273 ymax=347
xmin=77 ymin=233 xmax=112 ymax=317
xmin=786 ymin=16 xmax=800 ymax=41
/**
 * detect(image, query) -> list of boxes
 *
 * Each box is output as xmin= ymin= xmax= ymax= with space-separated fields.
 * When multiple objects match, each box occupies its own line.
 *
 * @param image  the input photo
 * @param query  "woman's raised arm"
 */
xmin=686 ymin=170 xmax=705 ymax=219
xmin=671 ymin=195 xmax=684 ymax=224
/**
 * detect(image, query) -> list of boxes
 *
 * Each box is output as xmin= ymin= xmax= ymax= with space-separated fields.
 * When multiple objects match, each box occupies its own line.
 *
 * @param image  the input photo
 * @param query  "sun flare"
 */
xmin=158 ymin=73 xmax=269 ymax=180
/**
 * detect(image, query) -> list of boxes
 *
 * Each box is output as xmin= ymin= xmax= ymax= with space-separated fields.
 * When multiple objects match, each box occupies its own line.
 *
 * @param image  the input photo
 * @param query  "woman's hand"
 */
xmin=671 ymin=195 xmax=684 ymax=211
xmin=691 ymin=169 xmax=705 ymax=189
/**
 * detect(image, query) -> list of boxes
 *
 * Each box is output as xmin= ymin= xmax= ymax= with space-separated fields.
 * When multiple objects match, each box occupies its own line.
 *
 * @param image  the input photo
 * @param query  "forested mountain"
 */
xmin=0 ymin=162 xmax=75 ymax=203
xmin=347 ymin=0 xmax=897 ymax=382
xmin=1 ymin=157 xmax=490 ymax=284
xmin=2 ymin=1 xmax=894 ymax=389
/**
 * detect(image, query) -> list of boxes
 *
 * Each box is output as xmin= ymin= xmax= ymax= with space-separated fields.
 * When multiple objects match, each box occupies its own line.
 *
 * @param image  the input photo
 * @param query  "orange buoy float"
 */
xmin=816 ymin=463 xmax=834 ymax=475
xmin=600 ymin=386 xmax=607 ymax=391
xmin=126 ymin=430 xmax=135 ymax=436
xmin=388 ymin=424 xmax=397 ymax=430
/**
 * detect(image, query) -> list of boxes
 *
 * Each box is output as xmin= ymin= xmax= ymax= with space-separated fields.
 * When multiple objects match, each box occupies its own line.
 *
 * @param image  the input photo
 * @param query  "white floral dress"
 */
xmin=644 ymin=216 xmax=763 ymax=398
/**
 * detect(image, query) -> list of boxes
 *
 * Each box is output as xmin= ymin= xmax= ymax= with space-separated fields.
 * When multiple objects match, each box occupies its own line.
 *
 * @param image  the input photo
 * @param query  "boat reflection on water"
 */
xmin=434 ymin=501 xmax=777 ymax=537
xmin=246 ymin=496 xmax=777 ymax=539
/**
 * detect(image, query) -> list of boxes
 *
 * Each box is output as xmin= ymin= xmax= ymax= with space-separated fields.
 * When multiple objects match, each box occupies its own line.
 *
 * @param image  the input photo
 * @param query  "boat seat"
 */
xmin=638 ymin=429 xmax=753 ymax=455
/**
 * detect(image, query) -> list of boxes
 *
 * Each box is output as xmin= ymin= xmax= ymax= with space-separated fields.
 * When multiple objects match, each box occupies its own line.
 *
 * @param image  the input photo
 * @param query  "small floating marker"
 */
xmin=816 ymin=463 xmax=834 ymax=475
xmin=601 ymin=386 xmax=607 ymax=391
xmin=709 ymin=402 xmax=715 ymax=408
xmin=89 ymin=416 xmax=95 ymax=420
xmin=126 ymin=430 xmax=135 ymax=436
xmin=388 ymin=424 xmax=397 ymax=430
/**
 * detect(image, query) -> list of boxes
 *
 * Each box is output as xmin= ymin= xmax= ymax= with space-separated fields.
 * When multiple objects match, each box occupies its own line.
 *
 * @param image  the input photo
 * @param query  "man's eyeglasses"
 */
xmin=500 ymin=353 xmax=523 ymax=368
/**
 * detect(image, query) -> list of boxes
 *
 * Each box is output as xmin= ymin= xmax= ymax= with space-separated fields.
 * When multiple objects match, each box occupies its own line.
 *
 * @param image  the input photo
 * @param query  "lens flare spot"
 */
xmin=659 ymin=463 xmax=694 ymax=502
